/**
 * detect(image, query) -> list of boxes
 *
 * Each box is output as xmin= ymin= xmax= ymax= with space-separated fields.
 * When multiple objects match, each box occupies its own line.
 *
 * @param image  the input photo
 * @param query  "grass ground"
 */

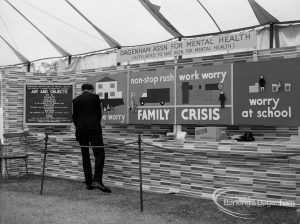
xmin=0 ymin=175 xmax=296 ymax=224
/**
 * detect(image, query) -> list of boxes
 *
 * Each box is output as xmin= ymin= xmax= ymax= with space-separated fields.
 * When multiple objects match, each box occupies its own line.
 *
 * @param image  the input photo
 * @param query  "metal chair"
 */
xmin=0 ymin=131 xmax=29 ymax=178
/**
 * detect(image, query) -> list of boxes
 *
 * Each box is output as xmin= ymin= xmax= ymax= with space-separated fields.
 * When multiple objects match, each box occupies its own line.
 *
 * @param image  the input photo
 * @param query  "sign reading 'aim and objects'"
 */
xmin=117 ymin=30 xmax=256 ymax=62
xmin=24 ymin=83 xmax=74 ymax=125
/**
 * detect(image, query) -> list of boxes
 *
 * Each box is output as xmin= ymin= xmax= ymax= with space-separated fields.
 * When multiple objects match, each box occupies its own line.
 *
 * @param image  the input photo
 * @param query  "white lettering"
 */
xmin=256 ymin=107 xmax=291 ymax=118
xmin=201 ymin=71 xmax=227 ymax=83
xmin=249 ymin=98 xmax=280 ymax=110
xmin=178 ymin=70 xmax=200 ymax=81
xmin=181 ymin=108 xmax=220 ymax=121
xmin=137 ymin=109 xmax=170 ymax=120
xmin=107 ymin=114 xmax=126 ymax=123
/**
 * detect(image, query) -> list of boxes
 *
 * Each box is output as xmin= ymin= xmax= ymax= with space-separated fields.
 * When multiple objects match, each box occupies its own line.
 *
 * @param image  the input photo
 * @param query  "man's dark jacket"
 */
xmin=72 ymin=91 xmax=102 ymax=140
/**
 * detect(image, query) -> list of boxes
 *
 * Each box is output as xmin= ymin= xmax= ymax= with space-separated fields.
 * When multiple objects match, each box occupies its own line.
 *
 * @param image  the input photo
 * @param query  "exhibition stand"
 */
xmin=1 ymin=43 xmax=300 ymax=221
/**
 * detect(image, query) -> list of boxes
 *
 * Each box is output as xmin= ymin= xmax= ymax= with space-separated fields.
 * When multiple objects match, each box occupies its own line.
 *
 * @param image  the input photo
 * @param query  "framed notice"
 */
xmin=24 ymin=83 xmax=74 ymax=125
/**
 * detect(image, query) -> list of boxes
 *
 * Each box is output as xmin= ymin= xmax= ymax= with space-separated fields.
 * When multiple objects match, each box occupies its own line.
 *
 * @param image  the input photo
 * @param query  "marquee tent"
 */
xmin=0 ymin=0 xmax=300 ymax=68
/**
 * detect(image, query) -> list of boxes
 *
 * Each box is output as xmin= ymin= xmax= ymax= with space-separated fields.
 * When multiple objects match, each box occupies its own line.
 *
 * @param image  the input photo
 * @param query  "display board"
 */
xmin=176 ymin=64 xmax=232 ymax=124
xmin=128 ymin=67 xmax=175 ymax=124
xmin=24 ymin=83 xmax=74 ymax=125
xmin=88 ymin=71 xmax=128 ymax=124
xmin=85 ymin=57 xmax=300 ymax=126
xmin=233 ymin=58 xmax=300 ymax=125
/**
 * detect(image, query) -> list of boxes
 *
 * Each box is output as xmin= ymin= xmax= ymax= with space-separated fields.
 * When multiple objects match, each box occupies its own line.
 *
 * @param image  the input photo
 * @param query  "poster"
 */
xmin=128 ymin=67 xmax=175 ymax=124
xmin=24 ymin=83 xmax=74 ymax=125
xmin=176 ymin=64 xmax=232 ymax=124
xmin=233 ymin=58 xmax=300 ymax=125
xmin=88 ymin=71 xmax=128 ymax=124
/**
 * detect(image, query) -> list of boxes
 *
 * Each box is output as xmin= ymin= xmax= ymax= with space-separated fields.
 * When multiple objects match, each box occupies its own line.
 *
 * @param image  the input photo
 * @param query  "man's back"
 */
xmin=72 ymin=92 xmax=102 ymax=137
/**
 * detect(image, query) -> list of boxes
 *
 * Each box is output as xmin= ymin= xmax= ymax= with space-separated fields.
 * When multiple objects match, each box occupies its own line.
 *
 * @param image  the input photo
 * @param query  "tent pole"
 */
xmin=269 ymin=23 xmax=274 ymax=49
xmin=26 ymin=62 xmax=30 ymax=72
xmin=68 ymin=55 xmax=72 ymax=65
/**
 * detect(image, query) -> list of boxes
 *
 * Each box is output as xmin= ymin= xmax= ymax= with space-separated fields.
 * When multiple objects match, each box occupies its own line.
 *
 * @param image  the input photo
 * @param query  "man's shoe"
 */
xmin=86 ymin=185 xmax=94 ymax=190
xmin=93 ymin=182 xmax=111 ymax=193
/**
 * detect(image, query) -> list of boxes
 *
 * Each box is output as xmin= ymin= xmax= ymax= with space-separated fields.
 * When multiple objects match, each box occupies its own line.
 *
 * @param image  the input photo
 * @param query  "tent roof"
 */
xmin=1 ymin=0 xmax=300 ymax=67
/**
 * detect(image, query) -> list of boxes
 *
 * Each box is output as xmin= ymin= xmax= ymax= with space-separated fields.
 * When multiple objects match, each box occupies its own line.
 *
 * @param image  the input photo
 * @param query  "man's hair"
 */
xmin=81 ymin=83 xmax=94 ymax=91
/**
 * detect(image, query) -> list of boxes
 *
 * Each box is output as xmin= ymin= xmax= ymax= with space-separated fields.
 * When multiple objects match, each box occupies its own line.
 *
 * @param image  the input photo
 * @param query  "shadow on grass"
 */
xmin=0 ymin=175 xmax=296 ymax=224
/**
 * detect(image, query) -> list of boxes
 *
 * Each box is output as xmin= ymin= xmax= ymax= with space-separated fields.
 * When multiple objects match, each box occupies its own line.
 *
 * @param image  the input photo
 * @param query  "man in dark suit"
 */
xmin=72 ymin=83 xmax=111 ymax=193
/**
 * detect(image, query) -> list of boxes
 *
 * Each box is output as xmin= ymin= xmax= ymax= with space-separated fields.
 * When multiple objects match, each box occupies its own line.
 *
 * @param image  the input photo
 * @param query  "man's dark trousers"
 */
xmin=78 ymin=133 xmax=105 ymax=186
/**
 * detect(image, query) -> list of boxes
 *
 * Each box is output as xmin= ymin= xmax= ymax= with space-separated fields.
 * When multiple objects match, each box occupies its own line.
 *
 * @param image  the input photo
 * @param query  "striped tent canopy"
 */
xmin=0 ymin=0 xmax=300 ymax=67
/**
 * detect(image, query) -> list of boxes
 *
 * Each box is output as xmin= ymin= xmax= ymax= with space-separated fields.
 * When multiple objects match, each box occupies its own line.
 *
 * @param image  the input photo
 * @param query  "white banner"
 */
xmin=117 ymin=30 xmax=256 ymax=63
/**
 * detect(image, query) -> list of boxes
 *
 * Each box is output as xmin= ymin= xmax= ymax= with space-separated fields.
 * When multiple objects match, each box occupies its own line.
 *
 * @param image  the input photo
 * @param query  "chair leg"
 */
xmin=4 ymin=159 xmax=9 ymax=178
